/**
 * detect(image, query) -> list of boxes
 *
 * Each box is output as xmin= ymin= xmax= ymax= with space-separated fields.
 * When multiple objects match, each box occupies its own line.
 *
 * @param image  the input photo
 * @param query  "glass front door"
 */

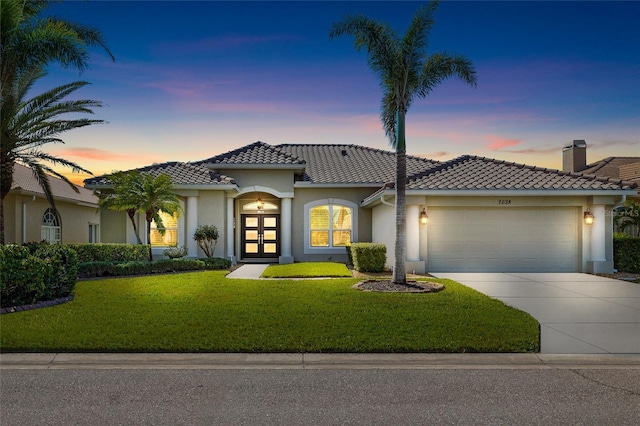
xmin=241 ymin=215 xmax=279 ymax=259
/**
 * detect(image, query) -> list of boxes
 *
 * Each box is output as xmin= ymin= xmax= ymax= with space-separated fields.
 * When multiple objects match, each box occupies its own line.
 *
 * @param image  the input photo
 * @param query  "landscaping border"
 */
xmin=0 ymin=295 xmax=74 ymax=315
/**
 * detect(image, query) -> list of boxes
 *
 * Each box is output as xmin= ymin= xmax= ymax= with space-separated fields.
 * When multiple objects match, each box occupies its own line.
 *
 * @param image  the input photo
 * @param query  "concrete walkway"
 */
xmin=226 ymin=264 xmax=269 ymax=279
xmin=431 ymin=273 xmax=640 ymax=354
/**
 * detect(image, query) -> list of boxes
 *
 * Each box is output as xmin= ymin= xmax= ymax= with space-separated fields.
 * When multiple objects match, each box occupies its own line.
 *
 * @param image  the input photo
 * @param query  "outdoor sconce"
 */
xmin=583 ymin=209 xmax=594 ymax=225
xmin=256 ymin=196 xmax=264 ymax=211
xmin=419 ymin=208 xmax=428 ymax=225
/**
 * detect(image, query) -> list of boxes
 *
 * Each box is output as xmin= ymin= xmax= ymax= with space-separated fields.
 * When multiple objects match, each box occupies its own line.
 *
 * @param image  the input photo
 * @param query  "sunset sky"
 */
xmin=36 ymin=0 xmax=639 ymax=185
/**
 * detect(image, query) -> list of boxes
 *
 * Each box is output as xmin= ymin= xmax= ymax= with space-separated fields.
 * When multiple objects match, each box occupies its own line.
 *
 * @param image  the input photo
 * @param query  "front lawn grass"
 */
xmin=262 ymin=262 xmax=352 ymax=278
xmin=0 ymin=271 xmax=539 ymax=353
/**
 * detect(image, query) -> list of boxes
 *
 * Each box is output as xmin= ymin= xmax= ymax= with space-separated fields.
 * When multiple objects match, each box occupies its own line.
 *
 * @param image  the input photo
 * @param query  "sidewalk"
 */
xmin=225 ymin=264 xmax=269 ymax=279
xmin=2 ymin=353 xmax=640 ymax=370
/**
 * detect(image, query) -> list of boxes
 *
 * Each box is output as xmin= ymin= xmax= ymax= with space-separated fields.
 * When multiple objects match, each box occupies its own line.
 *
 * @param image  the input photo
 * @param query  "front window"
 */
xmin=306 ymin=200 xmax=355 ymax=252
xmin=41 ymin=208 xmax=61 ymax=244
xmin=150 ymin=211 xmax=178 ymax=246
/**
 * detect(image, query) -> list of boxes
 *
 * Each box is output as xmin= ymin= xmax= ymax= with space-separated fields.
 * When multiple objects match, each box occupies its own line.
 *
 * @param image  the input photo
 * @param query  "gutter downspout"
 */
xmin=380 ymin=194 xmax=394 ymax=207
xmin=22 ymin=196 xmax=36 ymax=243
xmin=613 ymin=195 xmax=627 ymax=209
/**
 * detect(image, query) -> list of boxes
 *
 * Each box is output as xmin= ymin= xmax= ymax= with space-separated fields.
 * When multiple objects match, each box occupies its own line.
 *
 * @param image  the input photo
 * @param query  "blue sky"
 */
xmin=39 ymin=1 xmax=639 ymax=184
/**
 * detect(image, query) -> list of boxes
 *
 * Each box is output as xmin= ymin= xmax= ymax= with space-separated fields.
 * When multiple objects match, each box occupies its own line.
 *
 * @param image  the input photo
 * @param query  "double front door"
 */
xmin=241 ymin=214 xmax=279 ymax=259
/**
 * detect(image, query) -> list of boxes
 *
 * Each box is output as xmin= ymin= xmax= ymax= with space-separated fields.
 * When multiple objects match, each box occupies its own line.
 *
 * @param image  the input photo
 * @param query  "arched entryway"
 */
xmin=239 ymin=194 xmax=280 ymax=261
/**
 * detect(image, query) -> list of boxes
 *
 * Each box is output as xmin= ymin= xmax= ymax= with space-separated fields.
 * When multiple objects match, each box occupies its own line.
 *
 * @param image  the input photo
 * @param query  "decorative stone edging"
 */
xmin=0 ymin=295 xmax=74 ymax=314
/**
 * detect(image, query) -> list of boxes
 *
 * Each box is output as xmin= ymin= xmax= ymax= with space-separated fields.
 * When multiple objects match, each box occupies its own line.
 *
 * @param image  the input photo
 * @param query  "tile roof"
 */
xmin=276 ymin=144 xmax=439 ymax=184
xmin=580 ymin=157 xmax=640 ymax=181
xmin=199 ymin=141 xmax=305 ymax=166
xmin=11 ymin=163 xmax=98 ymax=204
xmin=84 ymin=162 xmax=235 ymax=187
xmin=405 ymin=156 xmax=638 ymax=191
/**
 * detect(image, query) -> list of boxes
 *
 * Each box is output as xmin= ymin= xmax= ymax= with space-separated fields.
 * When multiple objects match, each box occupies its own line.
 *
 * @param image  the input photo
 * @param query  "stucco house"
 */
xmin=84 ymin=141 xmax=637 ymax=274
xmin=5 ymin=163 xmax=100 ymax=244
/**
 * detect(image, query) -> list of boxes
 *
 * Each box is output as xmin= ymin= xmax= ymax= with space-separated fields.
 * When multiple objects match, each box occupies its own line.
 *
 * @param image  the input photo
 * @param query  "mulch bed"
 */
xmin=354 ymin=280 xmax=444 ymax=293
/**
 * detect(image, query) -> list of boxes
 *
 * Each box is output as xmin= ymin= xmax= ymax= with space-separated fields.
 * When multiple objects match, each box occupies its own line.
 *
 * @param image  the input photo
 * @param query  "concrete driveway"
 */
xmin=431 ymin=273 xmax=640 ymax=354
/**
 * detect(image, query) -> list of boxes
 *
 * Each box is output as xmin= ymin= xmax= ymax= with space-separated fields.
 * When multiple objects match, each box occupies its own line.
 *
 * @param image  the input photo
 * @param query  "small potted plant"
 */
xmin=163 ymin=245 xmax=188 ymax=259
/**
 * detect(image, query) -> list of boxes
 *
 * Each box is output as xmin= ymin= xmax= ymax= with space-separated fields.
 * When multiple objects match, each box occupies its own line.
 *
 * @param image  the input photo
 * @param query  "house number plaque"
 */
xmin=498 ymin=199 xmax=512 ymax=205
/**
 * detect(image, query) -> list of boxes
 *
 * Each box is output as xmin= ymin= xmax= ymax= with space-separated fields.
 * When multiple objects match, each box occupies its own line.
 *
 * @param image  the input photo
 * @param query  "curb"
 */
xmin=2 ymin=353 xmax=639 ymax=370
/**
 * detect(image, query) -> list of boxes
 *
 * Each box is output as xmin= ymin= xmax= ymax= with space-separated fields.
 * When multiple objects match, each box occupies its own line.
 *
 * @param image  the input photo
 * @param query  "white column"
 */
xmin=406 ymin=204 xmax=420 ymax=261
xmin=279 ymin=197 xmax=294 ymax=264
xmin=186 ymin=196 xmax=198 ymax=257
xmin=227 ymin=196 xmax=236 ymax=264
xmin=590 ymin=205 xmax=606 ymax=261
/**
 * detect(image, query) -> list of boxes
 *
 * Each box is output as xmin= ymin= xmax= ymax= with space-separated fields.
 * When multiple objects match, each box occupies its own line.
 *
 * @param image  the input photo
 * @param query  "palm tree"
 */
xmin=0 ymin=68 xmax=103 ymax=243
xmin=100 ymin=171 xmax=183 ymax=261
xmin=330 ymin=0 xmax=477 ymax=284
xmin=96 ymin=171 xmax=144 ymax=244
xmin=1 ymin=0 xmax=114 ymax=244
xmin=1 ymin=0 xmax=114 ymax=100
xmin=614 ymin=200 xmax=640 ymax=237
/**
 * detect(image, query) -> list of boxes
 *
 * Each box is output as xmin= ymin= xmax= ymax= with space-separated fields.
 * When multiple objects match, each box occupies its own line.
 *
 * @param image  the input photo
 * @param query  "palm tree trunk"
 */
xmin=392 ymin=110 xmax=407 ymax=284
xmin=127 ymin=209 xmax=143 ymax=244
xmin=146 ymin=213 xmax=153 ymax=261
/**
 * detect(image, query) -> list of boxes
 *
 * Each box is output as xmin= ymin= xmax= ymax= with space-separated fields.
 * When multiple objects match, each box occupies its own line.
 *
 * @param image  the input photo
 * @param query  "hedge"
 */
xmin=613 ymin=236 xmax=640 ymax=273
xmin=350 ymin=242 xmax=387 ymax=273
xmin=0 ymin=244 xmax=78 ymax=308
xmin=67 ymin=243 xmax=149 ymax=263
xmin=77 ymin=257 xmax=231 ymax=278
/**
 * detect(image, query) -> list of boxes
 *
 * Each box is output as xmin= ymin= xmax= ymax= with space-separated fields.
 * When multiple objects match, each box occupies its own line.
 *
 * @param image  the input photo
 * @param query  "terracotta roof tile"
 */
xmin=84 ymin=162 xmax=235 ymax=187
xmin=406 ymin=156 xmax=638 ymax=191
xmin=199 ymin=141 xmax=305 ymax=166
xmin=277 ymin=144 xmax=439 ymax=184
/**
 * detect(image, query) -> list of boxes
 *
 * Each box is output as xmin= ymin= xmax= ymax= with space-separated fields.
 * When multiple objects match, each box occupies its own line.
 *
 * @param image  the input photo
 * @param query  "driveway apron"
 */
xmin=431 ymin=273 xmax=640 ymax=354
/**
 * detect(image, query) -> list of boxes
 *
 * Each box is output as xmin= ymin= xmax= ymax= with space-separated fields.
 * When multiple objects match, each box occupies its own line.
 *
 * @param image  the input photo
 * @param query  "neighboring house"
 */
xmin=562 ymin=140 xmax=640 ymax=183
xmin=5 ymin=163 xmax=100 ymax=244
xmin=84 ymin=141 xmax=637 ymax=274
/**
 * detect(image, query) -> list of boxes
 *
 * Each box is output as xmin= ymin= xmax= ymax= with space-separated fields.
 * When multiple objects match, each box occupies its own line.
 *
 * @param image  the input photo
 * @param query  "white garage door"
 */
xmin=427 ymin=207 xmax=579 ymax=272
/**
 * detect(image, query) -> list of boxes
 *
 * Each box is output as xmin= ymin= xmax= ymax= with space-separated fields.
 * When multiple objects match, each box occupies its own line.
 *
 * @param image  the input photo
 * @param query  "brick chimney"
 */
xmin=562 ymin=140 xmax=587 ymax=172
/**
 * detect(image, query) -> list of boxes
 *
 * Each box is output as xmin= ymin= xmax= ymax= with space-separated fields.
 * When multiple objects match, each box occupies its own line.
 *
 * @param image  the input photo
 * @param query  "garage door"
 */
xmin=427 ymin=207 xmax=579 ymax=272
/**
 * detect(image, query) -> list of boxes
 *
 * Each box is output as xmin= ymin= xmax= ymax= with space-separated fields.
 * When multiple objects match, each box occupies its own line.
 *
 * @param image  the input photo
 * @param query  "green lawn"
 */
xmin=0 ymin=271 xmax=539 ymax=353
xmin=262 ymin=262 xmax=352 ymax=278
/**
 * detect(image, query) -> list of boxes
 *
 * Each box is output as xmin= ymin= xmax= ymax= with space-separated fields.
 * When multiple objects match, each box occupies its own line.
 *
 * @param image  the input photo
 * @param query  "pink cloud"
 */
xmin=486 ymin=135 xmax=523 ymax=151
xmin=56 ymin=148 xmax=135 ymax=161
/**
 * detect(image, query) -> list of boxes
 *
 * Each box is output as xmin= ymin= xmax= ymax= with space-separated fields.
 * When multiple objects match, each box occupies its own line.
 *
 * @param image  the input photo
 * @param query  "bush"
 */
xmin=77 ymin=257 xmax=231 ymax=278
xmin=194 ymin=225 xmax=219 ymax=258
xmin=613 ymin=236 xmax=640 ymax=273
xmin=67 ymin=243 xmax=148 ymax=262
xmin=33 ymin=244 xmax=79 ymax=299
xmin=350 ymin=242 xmax=386 ymax=273
xmin=0 ymin=245 xmax=49 ymax=307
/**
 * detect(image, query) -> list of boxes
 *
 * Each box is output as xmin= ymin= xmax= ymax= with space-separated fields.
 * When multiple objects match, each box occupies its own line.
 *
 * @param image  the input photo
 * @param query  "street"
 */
xmin=2 ymin=365 xmax=639 ymax=425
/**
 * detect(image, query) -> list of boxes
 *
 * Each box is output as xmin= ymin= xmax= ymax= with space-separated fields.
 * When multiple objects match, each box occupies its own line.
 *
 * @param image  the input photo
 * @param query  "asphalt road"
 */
xmin=2 ymin=367 xmax=639 ymax=425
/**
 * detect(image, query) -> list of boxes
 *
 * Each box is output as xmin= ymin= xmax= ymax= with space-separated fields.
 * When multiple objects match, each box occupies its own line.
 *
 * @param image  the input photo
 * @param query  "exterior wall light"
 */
xmin=584 ymin=208 xmax=594 ymax=225
xmin=419 ymin=208 xmax=428 ymax=225
xmin=256 ymin=196 xmax=264 ymax=211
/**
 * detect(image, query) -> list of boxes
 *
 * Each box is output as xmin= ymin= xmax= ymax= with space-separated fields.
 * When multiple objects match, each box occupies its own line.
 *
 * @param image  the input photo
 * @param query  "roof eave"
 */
xmin=361 ymin=188 xmax=638 ymax=207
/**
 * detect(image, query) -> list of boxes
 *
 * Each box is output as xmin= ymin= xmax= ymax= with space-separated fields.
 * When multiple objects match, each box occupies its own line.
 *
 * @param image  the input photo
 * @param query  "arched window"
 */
xmin=41 ymin=208 xmax=61 ymax=244
xmin=304 ymin=199 xmax=357 ymax=254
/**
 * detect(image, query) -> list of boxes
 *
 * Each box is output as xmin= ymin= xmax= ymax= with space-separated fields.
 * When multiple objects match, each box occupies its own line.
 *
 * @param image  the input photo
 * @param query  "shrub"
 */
xmin=33 ymin=244 xmax=79 ymax=299
xmin=67 ymin=243 xmax=148 ymax=262
xmin=163 ymin=245 xmax=188 ymax=259
xmin=350 ymin=242 xmax=386 ymax=273
xmin=0 ymin=245 xmax=49 ymax=307
xmin=613 ymin=236 xmax=640 ymax=273
xmin=77 ymin=257 xmax=231 ymax=278
xmin=194 ymin=225 xmax=219 ymax=257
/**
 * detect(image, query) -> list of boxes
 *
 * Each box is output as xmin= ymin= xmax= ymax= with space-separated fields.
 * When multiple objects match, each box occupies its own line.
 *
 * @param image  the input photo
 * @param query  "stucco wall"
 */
xmin=290 ymin=187 xmax=375 ymax=262
xmin=217 ymin=169 xmax=295 ymax=194
xmin=195 ymin=191 xmax=227 ymax=258
xmin=371 ymin=194 xmax=620 ymax=273
xmin=4 ymin=194 xmax=99 ymax=244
